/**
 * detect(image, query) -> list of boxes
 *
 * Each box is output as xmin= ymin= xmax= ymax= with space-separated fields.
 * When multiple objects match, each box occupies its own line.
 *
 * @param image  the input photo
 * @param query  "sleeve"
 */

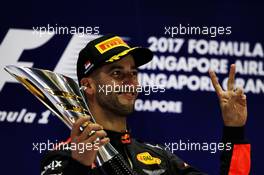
xmin=41 ymin=149 xmax=94 ymax=175
xmin=165 ymin=126 xmax=250 ymax=175
xmin=220 ymin=126 xmax=251 ymax=175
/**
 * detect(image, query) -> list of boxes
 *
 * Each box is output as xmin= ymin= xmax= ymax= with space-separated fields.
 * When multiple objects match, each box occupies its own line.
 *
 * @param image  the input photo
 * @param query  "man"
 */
xmin=41 ymin=34 xmax=250 ymax=174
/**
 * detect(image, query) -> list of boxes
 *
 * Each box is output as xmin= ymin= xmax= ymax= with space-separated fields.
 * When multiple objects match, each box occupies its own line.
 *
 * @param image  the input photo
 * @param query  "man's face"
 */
xmin=92 ymin=54 xmax=139 ymax=116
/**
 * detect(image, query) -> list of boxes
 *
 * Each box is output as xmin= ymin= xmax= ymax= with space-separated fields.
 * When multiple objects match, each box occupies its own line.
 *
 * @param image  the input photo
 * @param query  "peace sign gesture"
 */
xmin=209 ymin=64 xmax=248 ymax=127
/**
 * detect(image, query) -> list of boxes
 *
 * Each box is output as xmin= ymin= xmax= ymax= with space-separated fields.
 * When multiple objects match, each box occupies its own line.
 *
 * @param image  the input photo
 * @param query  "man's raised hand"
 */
xmin=209 ymin=64 xmax=247 ymax=127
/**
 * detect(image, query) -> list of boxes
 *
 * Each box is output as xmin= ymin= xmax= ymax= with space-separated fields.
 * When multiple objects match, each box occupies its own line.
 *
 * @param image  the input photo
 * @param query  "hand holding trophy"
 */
xmin=5 ymin=65 xmax=136 ymax=175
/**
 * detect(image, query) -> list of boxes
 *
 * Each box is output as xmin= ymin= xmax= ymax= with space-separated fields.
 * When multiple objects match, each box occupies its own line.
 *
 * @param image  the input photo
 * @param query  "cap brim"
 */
xmin=129 ymin=47 xmax=153 ymax=67
xmin=105 ymin=47 xmax=153 ymax=67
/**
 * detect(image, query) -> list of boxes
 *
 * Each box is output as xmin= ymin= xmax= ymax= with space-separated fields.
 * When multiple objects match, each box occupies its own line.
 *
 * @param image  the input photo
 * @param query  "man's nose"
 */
xmin=122 ymin=72 xmax=137 ymax=85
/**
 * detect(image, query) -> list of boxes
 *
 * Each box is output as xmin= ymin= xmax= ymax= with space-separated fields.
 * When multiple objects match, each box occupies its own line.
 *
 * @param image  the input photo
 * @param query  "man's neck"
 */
xmin=88 ymin=104 xmax=127 ymax=132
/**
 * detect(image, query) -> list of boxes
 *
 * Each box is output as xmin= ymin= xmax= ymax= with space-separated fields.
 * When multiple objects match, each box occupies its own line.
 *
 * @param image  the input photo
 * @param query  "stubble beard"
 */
xmin=95 ymin=84 xmax=135 ymax=117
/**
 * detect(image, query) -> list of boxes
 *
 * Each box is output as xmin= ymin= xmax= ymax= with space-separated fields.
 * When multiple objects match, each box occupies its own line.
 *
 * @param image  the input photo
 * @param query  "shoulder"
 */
xmin=134 ymin=139 xmax=165 ymax=151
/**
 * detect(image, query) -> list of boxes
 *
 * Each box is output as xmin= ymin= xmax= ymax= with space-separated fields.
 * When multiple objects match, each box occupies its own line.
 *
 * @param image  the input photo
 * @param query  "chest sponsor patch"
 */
xmin=136 ymin=152 xmax=161 ymax=165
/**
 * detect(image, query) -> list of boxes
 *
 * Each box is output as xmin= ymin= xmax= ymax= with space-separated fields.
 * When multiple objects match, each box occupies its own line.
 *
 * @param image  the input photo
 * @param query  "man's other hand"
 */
xmin=209 ymin=64 xmax=247 ymax=127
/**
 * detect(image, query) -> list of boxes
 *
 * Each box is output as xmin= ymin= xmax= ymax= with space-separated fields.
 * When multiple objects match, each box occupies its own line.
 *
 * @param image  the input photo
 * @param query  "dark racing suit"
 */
xmin=41 ymin=126 xmax=250 ymax=175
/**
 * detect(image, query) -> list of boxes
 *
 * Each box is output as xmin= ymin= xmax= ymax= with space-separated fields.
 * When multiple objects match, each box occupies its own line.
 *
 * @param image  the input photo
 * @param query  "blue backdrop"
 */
xmin=0 ymin=0 xmax=263 ymax=174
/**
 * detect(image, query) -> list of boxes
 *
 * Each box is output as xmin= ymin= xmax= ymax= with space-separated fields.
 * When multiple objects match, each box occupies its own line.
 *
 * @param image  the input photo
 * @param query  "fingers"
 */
xmin=86 ymin=130 xmax=108 ymax=143
xmin=82 ymin=137 xmax=110 ymax=149
xmin=71 ymin=117 xmax=107 ymax=148
xmin=231 ymin=87 xmax=247 ymax=106
xmin=99 ymin=137 xmax=110 ymax=145
xmin=234 ymin=87 xmax=244 ymax=96
xmin=79 ymin=123 xmax=104 ymax=141
xmin=231 ymin=87 xmax=244 ymax=98
xmin=71 ymin=116 xmax=90 ymax=138
xmin=235 ymin=94 xmax=247 ymax=106
xmin=209 ymin=69 xmax=223 ymax=97
xmin=238 ymin=94 xmax=247 ymax=106
xmin=227 ymin=64 xmax=236 ymax=91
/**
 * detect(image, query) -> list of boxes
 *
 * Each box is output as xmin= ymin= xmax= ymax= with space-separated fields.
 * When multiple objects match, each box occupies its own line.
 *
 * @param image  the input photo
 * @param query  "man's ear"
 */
xmin=80 ymin=77 xmax=96 ymax=96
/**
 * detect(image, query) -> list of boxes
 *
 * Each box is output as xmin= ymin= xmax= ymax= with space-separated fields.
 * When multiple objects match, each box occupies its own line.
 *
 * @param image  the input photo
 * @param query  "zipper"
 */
xmin=124 ymin=146 xmax=133 ymax=169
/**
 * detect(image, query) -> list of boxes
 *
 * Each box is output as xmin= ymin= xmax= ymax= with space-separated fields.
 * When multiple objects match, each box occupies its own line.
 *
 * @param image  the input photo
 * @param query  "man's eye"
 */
xmin=112 ymin=71 xmax=121 ymax=76
xmin=131 ymin=71 xmax=138 ymax=76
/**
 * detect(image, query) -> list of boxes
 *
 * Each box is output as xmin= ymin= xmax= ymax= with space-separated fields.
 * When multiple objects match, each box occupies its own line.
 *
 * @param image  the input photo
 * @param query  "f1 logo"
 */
xmin=0 ymin=29 xmax=126 ymax=92
xmin=0 ymin=29 xmax=54 ymax=91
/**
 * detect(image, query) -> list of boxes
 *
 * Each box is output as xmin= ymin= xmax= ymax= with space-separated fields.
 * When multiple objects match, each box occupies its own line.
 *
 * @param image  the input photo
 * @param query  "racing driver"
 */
xmin=41 ymin=34 xmax=250 ymax=175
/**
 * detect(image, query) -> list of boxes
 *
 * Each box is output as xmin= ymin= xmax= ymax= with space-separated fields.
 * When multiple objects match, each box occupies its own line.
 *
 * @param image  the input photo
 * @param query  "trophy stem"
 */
xmin=97 ymin=154 xmax=136 ymax=175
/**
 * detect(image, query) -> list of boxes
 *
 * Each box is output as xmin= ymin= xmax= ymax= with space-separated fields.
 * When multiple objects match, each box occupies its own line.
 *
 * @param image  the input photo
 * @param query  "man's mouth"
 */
xmin=117 ymin=92 xmax=137 ymax=100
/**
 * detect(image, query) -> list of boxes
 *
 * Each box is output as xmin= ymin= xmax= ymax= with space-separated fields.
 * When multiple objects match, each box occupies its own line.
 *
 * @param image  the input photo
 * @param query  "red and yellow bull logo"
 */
xmin=121 ymin=133 xmax=131 ymax=144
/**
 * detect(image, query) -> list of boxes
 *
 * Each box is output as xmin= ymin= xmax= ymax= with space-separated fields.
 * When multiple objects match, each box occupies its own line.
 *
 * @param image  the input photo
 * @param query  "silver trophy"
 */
xmin=4 ymin=65 xmax=135 ymax=175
